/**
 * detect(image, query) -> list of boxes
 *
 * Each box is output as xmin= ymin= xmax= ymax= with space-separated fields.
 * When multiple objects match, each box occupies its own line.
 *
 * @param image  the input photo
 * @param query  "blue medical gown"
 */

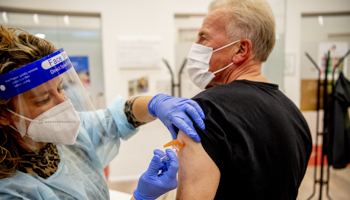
xmin=0 ymin=95 xmax=138 ymax=200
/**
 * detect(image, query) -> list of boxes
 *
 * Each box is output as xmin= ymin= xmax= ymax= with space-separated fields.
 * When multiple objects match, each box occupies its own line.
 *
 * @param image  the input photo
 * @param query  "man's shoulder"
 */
xmin=190 ymin=83 xmax=248 ymax=115
xmin=192 ymin=81 xmax=266 ymax=103
xmin=191 ymin=85 xmax=227 ymax=105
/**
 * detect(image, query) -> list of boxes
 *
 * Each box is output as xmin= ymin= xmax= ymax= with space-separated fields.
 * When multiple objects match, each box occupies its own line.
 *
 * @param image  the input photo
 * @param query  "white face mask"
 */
xmin=186 ymin=40 xmax=240 ymax=89
xmin=7 ymin=100 xmax=81 ymax=145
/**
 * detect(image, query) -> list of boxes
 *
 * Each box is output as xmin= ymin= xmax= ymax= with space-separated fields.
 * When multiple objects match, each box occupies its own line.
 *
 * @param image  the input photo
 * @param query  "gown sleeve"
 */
xmin=78 ymin=95 xmax=139 ymax=167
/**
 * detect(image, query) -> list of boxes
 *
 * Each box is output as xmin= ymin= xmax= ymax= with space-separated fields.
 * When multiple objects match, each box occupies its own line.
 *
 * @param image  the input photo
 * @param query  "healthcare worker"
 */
xmin=0 ymin=26 xmax=205 ymax=199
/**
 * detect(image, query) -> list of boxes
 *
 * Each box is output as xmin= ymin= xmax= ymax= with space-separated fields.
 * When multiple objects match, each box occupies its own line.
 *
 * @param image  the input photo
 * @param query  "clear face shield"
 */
xmin=0 ymin=49 xmax=105 ymax=151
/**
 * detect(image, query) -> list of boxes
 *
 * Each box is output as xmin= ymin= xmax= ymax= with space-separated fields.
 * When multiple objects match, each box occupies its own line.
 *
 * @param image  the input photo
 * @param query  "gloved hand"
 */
xmin=148 ymin=94 xmax=205 ymax=142
xmin=133 ymin=149 xmax=179 ymax=200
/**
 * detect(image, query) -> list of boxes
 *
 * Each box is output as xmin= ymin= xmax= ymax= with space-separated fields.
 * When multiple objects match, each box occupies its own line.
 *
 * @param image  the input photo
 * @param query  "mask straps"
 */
xmin=213 ymin=40 xmax=241 ymax=52
xmin=213 ymin=62 xmax=234 ymax=75
xmin=212 ymin=39 xmax=240 ymax=75
xmin=8 ymin=124 xmax=28 ymax=138
xmin=6 ymin=109 xmax=34 ymax=122
xmin=6 ymin=109 xmax=34 ymax=138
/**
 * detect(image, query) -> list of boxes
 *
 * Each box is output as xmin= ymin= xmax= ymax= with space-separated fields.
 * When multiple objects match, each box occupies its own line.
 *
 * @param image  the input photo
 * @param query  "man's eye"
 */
xmin=199 ymin=37 xmax=207 ymax=44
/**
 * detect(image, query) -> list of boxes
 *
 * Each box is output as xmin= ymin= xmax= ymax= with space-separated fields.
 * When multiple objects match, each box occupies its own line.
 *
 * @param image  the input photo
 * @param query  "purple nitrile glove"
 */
xmin=133 ymin=149 xmax=179 ymax=200
xmin=148 ymin=94 xmax=205 ymax=142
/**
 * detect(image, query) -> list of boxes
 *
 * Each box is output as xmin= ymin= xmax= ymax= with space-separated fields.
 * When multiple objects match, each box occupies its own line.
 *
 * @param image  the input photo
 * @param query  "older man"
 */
xmin=175 ymin=0 xmax=312 ymax=199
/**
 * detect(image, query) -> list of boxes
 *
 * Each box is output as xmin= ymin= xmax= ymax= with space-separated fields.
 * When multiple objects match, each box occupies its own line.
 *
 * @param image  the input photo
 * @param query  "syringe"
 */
xmin=160 ymin=139 xmax=184 ymax=161
xmin=158 ymin=140 xmax=184 ymax=175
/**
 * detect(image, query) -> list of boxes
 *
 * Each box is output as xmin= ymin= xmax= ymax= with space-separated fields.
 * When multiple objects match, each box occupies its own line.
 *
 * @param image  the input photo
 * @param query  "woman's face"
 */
xmin=8 ymin=76 xmax=67 ymax=141
xmin=12 ymin=76 xmax=66 ymax=118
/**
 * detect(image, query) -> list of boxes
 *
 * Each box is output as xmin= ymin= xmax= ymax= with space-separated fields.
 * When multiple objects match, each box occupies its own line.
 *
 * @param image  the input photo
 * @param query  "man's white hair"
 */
xmin=209 ymin=0 xmax=276 ymax=62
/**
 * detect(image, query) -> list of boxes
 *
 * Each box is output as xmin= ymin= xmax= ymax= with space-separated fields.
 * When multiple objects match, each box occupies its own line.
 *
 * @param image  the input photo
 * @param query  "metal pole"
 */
xmin=319 ymin=51 xmax=331 ymax=200
xmin=306 ymin=52 xmax=321 ymax=200
xmin=178 ymin=59 xmax=187 ymax=97
xmin=162 ymin=58 xmax=175 ymax=97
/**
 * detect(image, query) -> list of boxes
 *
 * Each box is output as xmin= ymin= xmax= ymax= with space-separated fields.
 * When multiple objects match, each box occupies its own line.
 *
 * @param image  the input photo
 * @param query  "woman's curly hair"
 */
xmin=0 ymin=25 xmax=56 ymax=179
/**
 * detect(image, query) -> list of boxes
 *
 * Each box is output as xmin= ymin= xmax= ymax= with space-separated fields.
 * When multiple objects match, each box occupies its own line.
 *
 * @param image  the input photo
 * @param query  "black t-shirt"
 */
xmin=191 ymin=80 xmax=312 ymax=200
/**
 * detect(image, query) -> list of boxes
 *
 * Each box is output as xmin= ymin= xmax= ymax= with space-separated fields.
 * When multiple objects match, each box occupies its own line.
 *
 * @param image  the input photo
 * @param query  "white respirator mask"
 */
xmin=186 ymin=40 xmax=240 ymax=89
xmin=8 ymin=100 xmax=81 ymax=145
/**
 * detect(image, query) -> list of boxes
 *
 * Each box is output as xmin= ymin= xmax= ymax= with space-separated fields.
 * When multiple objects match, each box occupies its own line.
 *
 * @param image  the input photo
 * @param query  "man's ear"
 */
xmin=0 ymin=109 xmax=11 ymax=126
xmin=232 ymin=39 xmax=253 ymax=64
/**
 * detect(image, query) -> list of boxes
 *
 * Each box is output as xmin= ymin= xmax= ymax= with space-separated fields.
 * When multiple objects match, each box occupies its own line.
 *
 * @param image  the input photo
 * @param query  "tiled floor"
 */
xmin=108 ymin=166 xmax=350 ymax=200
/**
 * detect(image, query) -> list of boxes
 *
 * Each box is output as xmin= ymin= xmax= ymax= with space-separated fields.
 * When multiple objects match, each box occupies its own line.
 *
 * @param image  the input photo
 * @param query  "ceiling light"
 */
xmin=33 ymin=13 xmax=39 ymax=25
xmin=2 ymin=12 xmax=9 ymax=24
xmin=63 ymin=15 xmax=70 ymax=26
xmin=318 ymin=16 xmax=324 ymax=26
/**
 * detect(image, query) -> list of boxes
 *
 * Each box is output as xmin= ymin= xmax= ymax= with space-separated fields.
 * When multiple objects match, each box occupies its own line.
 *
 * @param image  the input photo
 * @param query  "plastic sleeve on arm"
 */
xmin=79 ymin=95 xmax=139 ymax=167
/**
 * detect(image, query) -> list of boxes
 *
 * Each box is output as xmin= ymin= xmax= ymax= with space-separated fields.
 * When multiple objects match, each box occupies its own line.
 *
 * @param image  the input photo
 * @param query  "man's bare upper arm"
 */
xmin=176 ymin=130 xmax=220 ymax=200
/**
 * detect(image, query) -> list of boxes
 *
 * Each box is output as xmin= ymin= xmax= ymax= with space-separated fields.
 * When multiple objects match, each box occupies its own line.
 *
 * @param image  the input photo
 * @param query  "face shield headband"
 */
xmin=0 ymin=48 xmax=72 ymax=100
